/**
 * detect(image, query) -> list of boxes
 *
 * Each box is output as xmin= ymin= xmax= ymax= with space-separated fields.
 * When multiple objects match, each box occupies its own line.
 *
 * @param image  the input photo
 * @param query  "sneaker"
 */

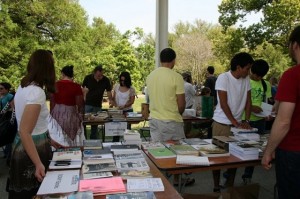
xmin=173 ymin=177 xmax=195 ymax=186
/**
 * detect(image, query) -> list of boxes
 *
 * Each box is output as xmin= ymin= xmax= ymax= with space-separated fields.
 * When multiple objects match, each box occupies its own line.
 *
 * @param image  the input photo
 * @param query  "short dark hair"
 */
xmin=207 ymin=66 xmax=215 ymax=74
xmin=119 ymin=71 xmax=132 ymax=88
xmin=289 ymin=25 xmax=300 ymax=46
xmin=230 ymin=52 xmax=254 ymax=71
xmin=21 ymin=49 xmax=56 ymax=93
xmin=61 ymin=65 xmax=74 ymax=78
xmin=93 ymin=65 xmax=103 ymax=73
xmin=160 ymin=48 xmax=176 ymax=63
xmin=251 ymin=59 xmax=269 ymax=77
xmin=0 ymin=82 xmax=11 ymax=91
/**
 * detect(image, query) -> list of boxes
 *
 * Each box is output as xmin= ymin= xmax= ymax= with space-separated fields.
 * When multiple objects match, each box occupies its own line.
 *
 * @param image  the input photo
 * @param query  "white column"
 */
xmin=155 ymin=0 xmax=168 ymax=68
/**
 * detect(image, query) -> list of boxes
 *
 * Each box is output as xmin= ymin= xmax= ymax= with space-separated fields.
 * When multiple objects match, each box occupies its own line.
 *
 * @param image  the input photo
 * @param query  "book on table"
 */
xmin=168 ymin=144 xmax=199 ymax=156
xmin=194 ymin=144 xmax=230 ymax=157
xmin=106 ymin=191 xmax=155 ymax=199
xmin=147 ymin=148 xmax=176 ymax=159
xmin=82 ymin=153 xmax=114 ymax=165
xmin=79 ymin=177 xmax=126 ymax=195
xmin=115 ymin=158 xmax=150 ymax=171
xmin=229 ymin=142 xmax=259 ymax=160
xmin=49 ymin=159 xmax=82 ymax=170
xmin=37 ymin=170 xmax=80 ymax=195
xmin=67 ymin=191 xmax=93 ymax=199
xmin=141 ymin=142 xmax=165 ymax=150
xmin=126 ymin=178 xmax=164 ymax=192
xmin=52 ymin=150 xmax=82 ymax=161
xmin=82 ymin=171 xmax=113 ymax=180
xmin=82 ymin=148 xmax=111 ymax=158
xmin=83 ymin=139 xmax=103 ymax=149
xmin=176 ymin=155 xmax=210 ymax=166
xmin=82 ymin=162 xmax=117 ymax=173
xmin=123 ymin=129 xmax=141 ymax=140
xmin=113 ymin=150 xmax=144 ymax=161
xmin=110 ymin=144 xmax=139 ymax=152
xmin=119 ymin=170 xmax=153 ymax=179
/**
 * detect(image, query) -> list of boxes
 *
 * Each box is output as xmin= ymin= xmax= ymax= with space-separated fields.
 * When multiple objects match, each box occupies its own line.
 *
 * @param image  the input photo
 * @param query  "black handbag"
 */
xmin=0 ymin=102 xmax=17 ymax=147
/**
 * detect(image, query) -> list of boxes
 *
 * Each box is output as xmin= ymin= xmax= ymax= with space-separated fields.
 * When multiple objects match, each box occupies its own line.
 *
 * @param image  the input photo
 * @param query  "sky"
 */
xmin=78 ymin=0 xmax=261 ymax=34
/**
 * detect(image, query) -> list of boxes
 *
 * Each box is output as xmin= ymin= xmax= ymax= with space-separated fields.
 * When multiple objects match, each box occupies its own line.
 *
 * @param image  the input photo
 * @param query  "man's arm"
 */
xmin=106 ymin=91 xmax=113 ymax=105
xmin=176 ymin=93 xmax=186 ymax=114
xmin=218 ymin=90 xmax=239 ymax=127
xmin=262 ymin=101 xmax=295 ymax=169
xmin=244 ymin=90 xmax=252 ymax=120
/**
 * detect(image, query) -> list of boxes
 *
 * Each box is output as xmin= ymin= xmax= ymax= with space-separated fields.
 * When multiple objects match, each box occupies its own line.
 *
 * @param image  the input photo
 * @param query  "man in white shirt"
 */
xmin=212 ymin=52 xmax=253 ymax=192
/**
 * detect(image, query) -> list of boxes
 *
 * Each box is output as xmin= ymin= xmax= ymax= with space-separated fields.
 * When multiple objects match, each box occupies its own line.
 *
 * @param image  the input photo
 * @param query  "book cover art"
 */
xmin=147 ymin=148 xmax=176 ymax=159
xmin=169 ymin=144 xmax=199 ymax=156
xmin=116 ymin=158 xmax=150 ymax=171
xmin=114 ymin=151 xmax=144 ymax=160
xmin=82 ymin=162 xmax=117 ymax=173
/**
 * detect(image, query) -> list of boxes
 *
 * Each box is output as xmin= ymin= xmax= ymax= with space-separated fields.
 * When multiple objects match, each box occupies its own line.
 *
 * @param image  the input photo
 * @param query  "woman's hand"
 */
xmin=35 ymin=163 xmax=46 ymax=182
xmin=50 ymin=139 xmax=65 ymax=149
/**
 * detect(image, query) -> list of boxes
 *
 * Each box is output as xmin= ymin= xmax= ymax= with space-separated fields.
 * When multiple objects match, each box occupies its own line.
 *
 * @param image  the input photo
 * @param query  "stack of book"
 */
xmin=141 ymin=142 xmax=165 ymax=150
xmin=106 ymin=192 xmax=155 ymax=199
xmin=229 ymin=142 xmax=259 ymax=160
xmin=212 ymin=136 xmax=237 ymax=151
xmin=114 ymin=150 xmax=150 ymax=174
xmin=147 ymin=147 xmax=176 ymax=159
xmin=195 ymin=144 xmax=230 ymax=157
xmin=82 ymin=148 xmax=117 ymax=177
xmin=231 ymin=127 xmax=260 ymax=141
xmin=122 ymin=129 xmax=142 ymax=147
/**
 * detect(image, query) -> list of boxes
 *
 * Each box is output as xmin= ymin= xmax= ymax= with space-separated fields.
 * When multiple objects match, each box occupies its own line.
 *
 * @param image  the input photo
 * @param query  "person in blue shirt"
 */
xmin=0 ymin=82 xmax=14 ymax=164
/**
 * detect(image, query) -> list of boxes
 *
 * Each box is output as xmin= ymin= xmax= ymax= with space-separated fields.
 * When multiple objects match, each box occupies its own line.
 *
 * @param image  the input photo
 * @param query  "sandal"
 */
xmin=173 ymin=177 xmax=195 ymax=186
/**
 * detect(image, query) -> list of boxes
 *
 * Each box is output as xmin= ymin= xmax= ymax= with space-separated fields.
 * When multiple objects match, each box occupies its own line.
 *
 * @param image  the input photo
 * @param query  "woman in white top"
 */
xmin=111 ymin=71 xmax=136 ymax=141
xmin=111 ymin=71 xmax=136 ymax=112
xmin=8 ymin=50 xmax=61 ymax=199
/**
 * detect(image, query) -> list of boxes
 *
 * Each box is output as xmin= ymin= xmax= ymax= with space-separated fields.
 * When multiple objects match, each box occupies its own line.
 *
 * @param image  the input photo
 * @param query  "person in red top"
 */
xmin=262 ymin=25 xmax=300 ymax=199
xmin=48 ymin=65 xmax=85 ymax=146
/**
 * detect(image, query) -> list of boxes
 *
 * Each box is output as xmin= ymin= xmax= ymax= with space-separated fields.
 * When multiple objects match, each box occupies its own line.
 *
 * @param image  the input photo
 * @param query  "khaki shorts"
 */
xmin=212 ymin=121 xmax=232 ymax=136
xmin=149 ymin=118 xmax=185 ymax=142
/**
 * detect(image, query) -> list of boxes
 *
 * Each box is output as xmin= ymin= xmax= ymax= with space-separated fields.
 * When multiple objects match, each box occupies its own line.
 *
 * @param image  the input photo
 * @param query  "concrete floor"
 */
xmin=0 ymin=148 xmax=277 ymax=199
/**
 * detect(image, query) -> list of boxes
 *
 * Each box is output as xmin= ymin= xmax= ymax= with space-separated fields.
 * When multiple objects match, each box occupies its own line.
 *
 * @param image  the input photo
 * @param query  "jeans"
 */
xmin=85 ymin=105 xmax=102 ymax=139
xmin=275 ymin=148 xmax=300 ymax=199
